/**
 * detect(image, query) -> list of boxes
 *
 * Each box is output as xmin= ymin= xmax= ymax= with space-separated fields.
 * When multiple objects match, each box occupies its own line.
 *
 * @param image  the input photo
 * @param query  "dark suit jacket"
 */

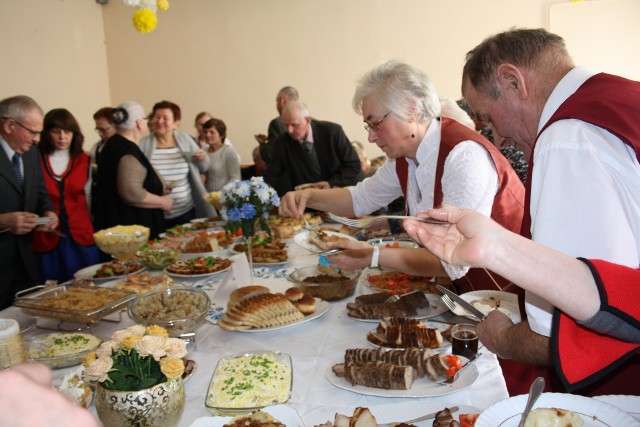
xmin=264 ymin=120 xmax=363 ymax=196
xmin=0 ymin=142 xmax=53 ymax=303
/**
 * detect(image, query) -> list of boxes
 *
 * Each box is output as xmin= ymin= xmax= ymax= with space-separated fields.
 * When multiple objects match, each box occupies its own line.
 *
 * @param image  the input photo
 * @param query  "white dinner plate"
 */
xmin=164 ymin=265 xmax=231 ymax=280
xmin=367 ymin=320 xmax=452 ymax=352
xmin=476 ymin=392 xmax=638 ymax=427
xmin=181 ymin=250 xmax=224 ymax=260
xmin=459 ymin=290 xmax=521 ymax=323
xmin=231 ymin=299 xmax=331 ymax=333
xmin=189 ymin=404 xmax=303 ymax=427
xmin=347 ymin=293 xmax=449 ymax=322
xmin=303 ymin=400 xmax=481 ymax=426
xmin=73 ymin=262 xmax=145 ymax=283
xmin=325 ymin=355 xmax=478 ymax=398
xmin=593 ymin=395 xmax=640 ymax=421
xmin=158 ymin=232 xmax=196 ymax=242
xmin=293 ymin=229 xmax=357 ymax=253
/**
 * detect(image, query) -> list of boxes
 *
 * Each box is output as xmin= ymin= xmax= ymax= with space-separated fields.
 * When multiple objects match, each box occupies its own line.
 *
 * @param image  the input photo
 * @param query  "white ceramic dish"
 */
xmin=164 ymin=265 xmax=231 ymax=280
xmin=190 ymin=404 xmax=303 ymax=427
xmin=73 ymin=262 xmax=145 ymax=283
xmin=476 ymin=392 xmax=638 ymax=427
xmin=325 ymin=355 xmax=478 ymax=398
xmin=229 ymin=299 xmax=331 ymax=333
xmin=366 ymin=320 xmax=452 ymax=352
xmin=303 ymin=400 xmax=481 ymax=426
xmin=347 ymin=293 xmax=449 ymax=322
xmin=593 ymin=395 xmax=640 ymax=421
xmin=293 ymin=230 xmax=357 ymax=253
xmin=459 ymin=290 xmax=521 ymax=323
xmin=180 ymin=250 xmax=223 ymax=260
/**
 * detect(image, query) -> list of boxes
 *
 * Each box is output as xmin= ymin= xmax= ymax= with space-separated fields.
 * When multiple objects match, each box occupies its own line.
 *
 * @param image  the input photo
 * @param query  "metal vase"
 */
xmin=95 ymin=378 xmax=185 ymax=427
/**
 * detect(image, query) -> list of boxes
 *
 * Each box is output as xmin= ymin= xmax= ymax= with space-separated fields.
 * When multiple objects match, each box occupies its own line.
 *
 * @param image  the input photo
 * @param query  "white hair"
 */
xmin=113 ymin=101 xmax=145 ymax=130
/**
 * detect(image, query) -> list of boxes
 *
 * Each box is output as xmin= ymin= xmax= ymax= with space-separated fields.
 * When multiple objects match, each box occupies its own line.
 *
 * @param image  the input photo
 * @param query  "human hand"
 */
xmin=403 ymin=205 xmax=498 ymax=268
xmin=0 ymin=212 xmax=38 ymax=235
xmin=325 ymin=239 xmax=372 ymax=271
xmin=313 ymin=181 xmax=330 ymax=189
xmin=254 ymin=134 xmax=267 ymax=144
xmin=279 ymin=190 xmax=312 ymax=218
xmin=193 ymin=149 xmax=206 ymax=162
xmin=161 ymin=195 xmax=174 ymax=213
xmin=476 ymin=310 xmax=515 ymax=358
xmin=0 ymin=364 xmax=102 ymax=427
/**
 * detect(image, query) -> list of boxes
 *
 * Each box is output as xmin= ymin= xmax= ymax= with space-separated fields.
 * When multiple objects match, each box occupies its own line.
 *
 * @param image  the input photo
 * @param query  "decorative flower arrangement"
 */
xmin=82 ymin=324 xmax=186 ymax=391
xmin=122 ymin=0 xmax=170 ymax=33
xmin=219 ymin=177 xmax=280 ymax=240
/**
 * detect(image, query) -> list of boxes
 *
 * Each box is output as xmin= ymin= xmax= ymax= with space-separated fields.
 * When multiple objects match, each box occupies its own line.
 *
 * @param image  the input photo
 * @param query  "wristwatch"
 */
xmin=370 ymin=246 xmax=380 ymax=268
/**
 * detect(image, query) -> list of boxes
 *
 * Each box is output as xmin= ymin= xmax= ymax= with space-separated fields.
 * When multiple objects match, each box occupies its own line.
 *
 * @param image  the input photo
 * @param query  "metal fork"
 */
xmin=436 ymin=353 xmax=481 ymax=385
xmin=440 ymin=294 xmax=483 ymax=322
xmin=377 ymin=406 xmax=460 ymax=427
xmin=327 ymin=212 xmax=449 ymax=229
xmin=384 ymin=289 xmax=423 ymax=303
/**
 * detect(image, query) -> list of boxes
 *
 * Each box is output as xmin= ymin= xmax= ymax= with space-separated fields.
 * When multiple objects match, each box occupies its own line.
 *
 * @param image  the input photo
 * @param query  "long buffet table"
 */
xmin=1 ymin=236 xmax=510 ymax=426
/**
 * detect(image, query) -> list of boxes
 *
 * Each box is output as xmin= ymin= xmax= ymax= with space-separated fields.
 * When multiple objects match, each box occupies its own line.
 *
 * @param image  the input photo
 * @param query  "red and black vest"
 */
xmin=396 ymin=117 xmax=525 ymax=293
xmin=32 ymin=152 xmax=95 ymax=252
xmin=525 ymin=73 xmax=640 ymax=395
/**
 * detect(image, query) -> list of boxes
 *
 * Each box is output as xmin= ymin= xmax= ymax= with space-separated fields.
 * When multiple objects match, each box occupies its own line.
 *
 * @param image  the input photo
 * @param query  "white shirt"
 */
xmin=350 ymin=119 xmax=499 ymax=280
xmin=525 ymin=66 xmax=640 ymax=336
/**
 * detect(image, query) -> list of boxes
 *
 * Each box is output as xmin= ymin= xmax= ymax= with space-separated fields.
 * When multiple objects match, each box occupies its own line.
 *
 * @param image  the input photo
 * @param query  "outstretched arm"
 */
xmin=403 ymin=206 xmax=599 ymax=321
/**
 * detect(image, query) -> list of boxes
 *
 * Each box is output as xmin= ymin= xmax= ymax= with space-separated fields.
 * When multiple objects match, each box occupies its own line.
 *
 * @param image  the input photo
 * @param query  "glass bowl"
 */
xmin=137 ymin=248 xmax=181 ymax=270
xmin=205 ymin=350 xmax=292 ymax=416
xmin=93 ymin=225 xmax=150 ymax=261
xmin=287 ymin=266 xmax=361 ymax=301
xmin=25 ymin=332 xmax=102 ymax=369
xmin=127 ymin=288 xmax=210 ymax=339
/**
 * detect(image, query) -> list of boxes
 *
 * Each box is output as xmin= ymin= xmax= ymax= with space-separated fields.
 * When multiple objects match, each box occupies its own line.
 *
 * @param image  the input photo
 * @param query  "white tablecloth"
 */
xmin=3 ymin=239 xmax=509 ymax=426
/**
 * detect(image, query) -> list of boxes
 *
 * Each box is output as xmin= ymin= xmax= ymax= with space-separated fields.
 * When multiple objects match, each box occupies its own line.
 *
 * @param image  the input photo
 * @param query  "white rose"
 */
xmin=83 ymin=356 xmax=113 ymax=382
xmin=112 ymin=325 xmax=146 ymax=343
xmin=135 ymin=335 xmax=167 ymax=361
xmin=95 ymin=340 xmax=119 ymax=358
xmin=165 ymin=338 xmax=187 ymax=359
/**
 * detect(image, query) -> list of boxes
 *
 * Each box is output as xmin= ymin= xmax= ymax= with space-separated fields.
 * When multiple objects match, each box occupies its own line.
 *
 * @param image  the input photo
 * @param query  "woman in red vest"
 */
xmin=32 ymin=109 xmax=99 ymax=283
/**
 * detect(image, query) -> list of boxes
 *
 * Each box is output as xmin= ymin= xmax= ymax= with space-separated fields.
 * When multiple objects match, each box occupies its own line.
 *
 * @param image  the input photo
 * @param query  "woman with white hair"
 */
xmin=93 ymin=101 xmax=173 ymax=239
xmin=279 ymin=60 xmax=524 ymax=293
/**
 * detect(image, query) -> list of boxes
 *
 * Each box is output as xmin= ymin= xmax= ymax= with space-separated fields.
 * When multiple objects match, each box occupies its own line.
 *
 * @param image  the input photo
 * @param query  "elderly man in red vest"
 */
xmin=462 ymin=28 xmax=640 ymax=395
xmin=279 ymin=60 xmax=525 ymax=294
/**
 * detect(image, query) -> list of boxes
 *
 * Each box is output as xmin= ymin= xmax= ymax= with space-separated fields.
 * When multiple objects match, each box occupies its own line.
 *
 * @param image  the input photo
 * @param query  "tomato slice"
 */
xmin=459 ymin=413 xmax=480 ymax=427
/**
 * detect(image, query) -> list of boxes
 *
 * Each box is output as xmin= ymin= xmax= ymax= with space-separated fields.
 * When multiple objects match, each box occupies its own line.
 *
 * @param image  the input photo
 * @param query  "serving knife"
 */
xmin=377 ymin=405 xmax=460 ymax=427
xmin=436 ymin=285 xmax=486 ymax=321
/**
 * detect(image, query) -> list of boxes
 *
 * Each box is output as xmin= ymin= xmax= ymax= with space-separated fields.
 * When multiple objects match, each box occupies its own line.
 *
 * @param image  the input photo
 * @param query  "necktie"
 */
xmin=302 ymin=141 xmax=321 ymax=178
xmin=12 ymin=154 xmax=23 ymax=186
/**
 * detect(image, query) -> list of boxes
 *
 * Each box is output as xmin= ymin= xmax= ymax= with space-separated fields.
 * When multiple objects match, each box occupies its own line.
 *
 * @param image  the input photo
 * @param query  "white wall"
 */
xmin=3 ymin=0 xmax=637 ymax=163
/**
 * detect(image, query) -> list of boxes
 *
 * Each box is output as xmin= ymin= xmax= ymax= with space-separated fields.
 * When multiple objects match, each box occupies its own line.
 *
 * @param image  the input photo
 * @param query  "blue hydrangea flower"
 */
xmin=240 ymin=203 xmax=256 ymax=220
xmin=227 ymin=207 xmax=242 ymax=222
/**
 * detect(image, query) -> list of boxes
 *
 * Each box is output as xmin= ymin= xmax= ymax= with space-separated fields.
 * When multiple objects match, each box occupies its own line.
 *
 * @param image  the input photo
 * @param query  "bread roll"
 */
xmin=285 ymin=287 xmax=304 ymax=302
xmin=295 ymin=294 xmax=316 ymax=315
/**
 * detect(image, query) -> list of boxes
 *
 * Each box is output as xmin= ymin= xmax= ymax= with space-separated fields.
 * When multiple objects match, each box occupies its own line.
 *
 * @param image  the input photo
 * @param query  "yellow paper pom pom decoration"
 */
xmin=132 ymin=8 xmax=158 ymax=33
xmin=157 ymin=0 xmax=170 ymax=12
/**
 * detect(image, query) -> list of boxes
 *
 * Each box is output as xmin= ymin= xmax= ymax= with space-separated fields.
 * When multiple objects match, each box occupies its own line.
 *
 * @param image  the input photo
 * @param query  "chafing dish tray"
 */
xmin=14 ymin=285 xmax=136 ymax=324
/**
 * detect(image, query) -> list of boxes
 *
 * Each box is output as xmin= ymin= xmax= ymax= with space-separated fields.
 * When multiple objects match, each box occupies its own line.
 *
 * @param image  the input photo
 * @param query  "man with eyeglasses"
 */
xmin=0 ymin=95 xmax=58 ymax=309
xmin=264 ymin=100 xmax=363 ymax=195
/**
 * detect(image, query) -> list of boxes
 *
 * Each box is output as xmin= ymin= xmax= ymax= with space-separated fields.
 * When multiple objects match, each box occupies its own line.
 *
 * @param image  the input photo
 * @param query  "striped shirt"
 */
xmin=150 ymin=147 xmax=194 ymax=219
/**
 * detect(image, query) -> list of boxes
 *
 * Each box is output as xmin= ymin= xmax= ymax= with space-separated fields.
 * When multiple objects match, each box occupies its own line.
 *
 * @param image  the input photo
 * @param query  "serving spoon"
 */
xmin=518 ymin=376 xmax=545 ymax=427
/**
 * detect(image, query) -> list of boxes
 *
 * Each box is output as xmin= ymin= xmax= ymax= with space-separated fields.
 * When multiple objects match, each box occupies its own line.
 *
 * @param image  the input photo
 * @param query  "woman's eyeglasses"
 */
xmin=364 ymin=112 xmax=391 ymax=132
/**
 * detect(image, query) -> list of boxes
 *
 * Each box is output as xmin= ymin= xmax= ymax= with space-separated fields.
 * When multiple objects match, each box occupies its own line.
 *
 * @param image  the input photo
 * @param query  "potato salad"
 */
xmin=206 ymin=354 xmax=291 ymax=409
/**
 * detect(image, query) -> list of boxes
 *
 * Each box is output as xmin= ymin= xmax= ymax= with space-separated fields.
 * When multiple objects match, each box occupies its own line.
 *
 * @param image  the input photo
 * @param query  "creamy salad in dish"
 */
xmin=27 ymin=333 xmax=101 ymax=358
xmin=206 ymin=353 xmax=291 ymax=409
